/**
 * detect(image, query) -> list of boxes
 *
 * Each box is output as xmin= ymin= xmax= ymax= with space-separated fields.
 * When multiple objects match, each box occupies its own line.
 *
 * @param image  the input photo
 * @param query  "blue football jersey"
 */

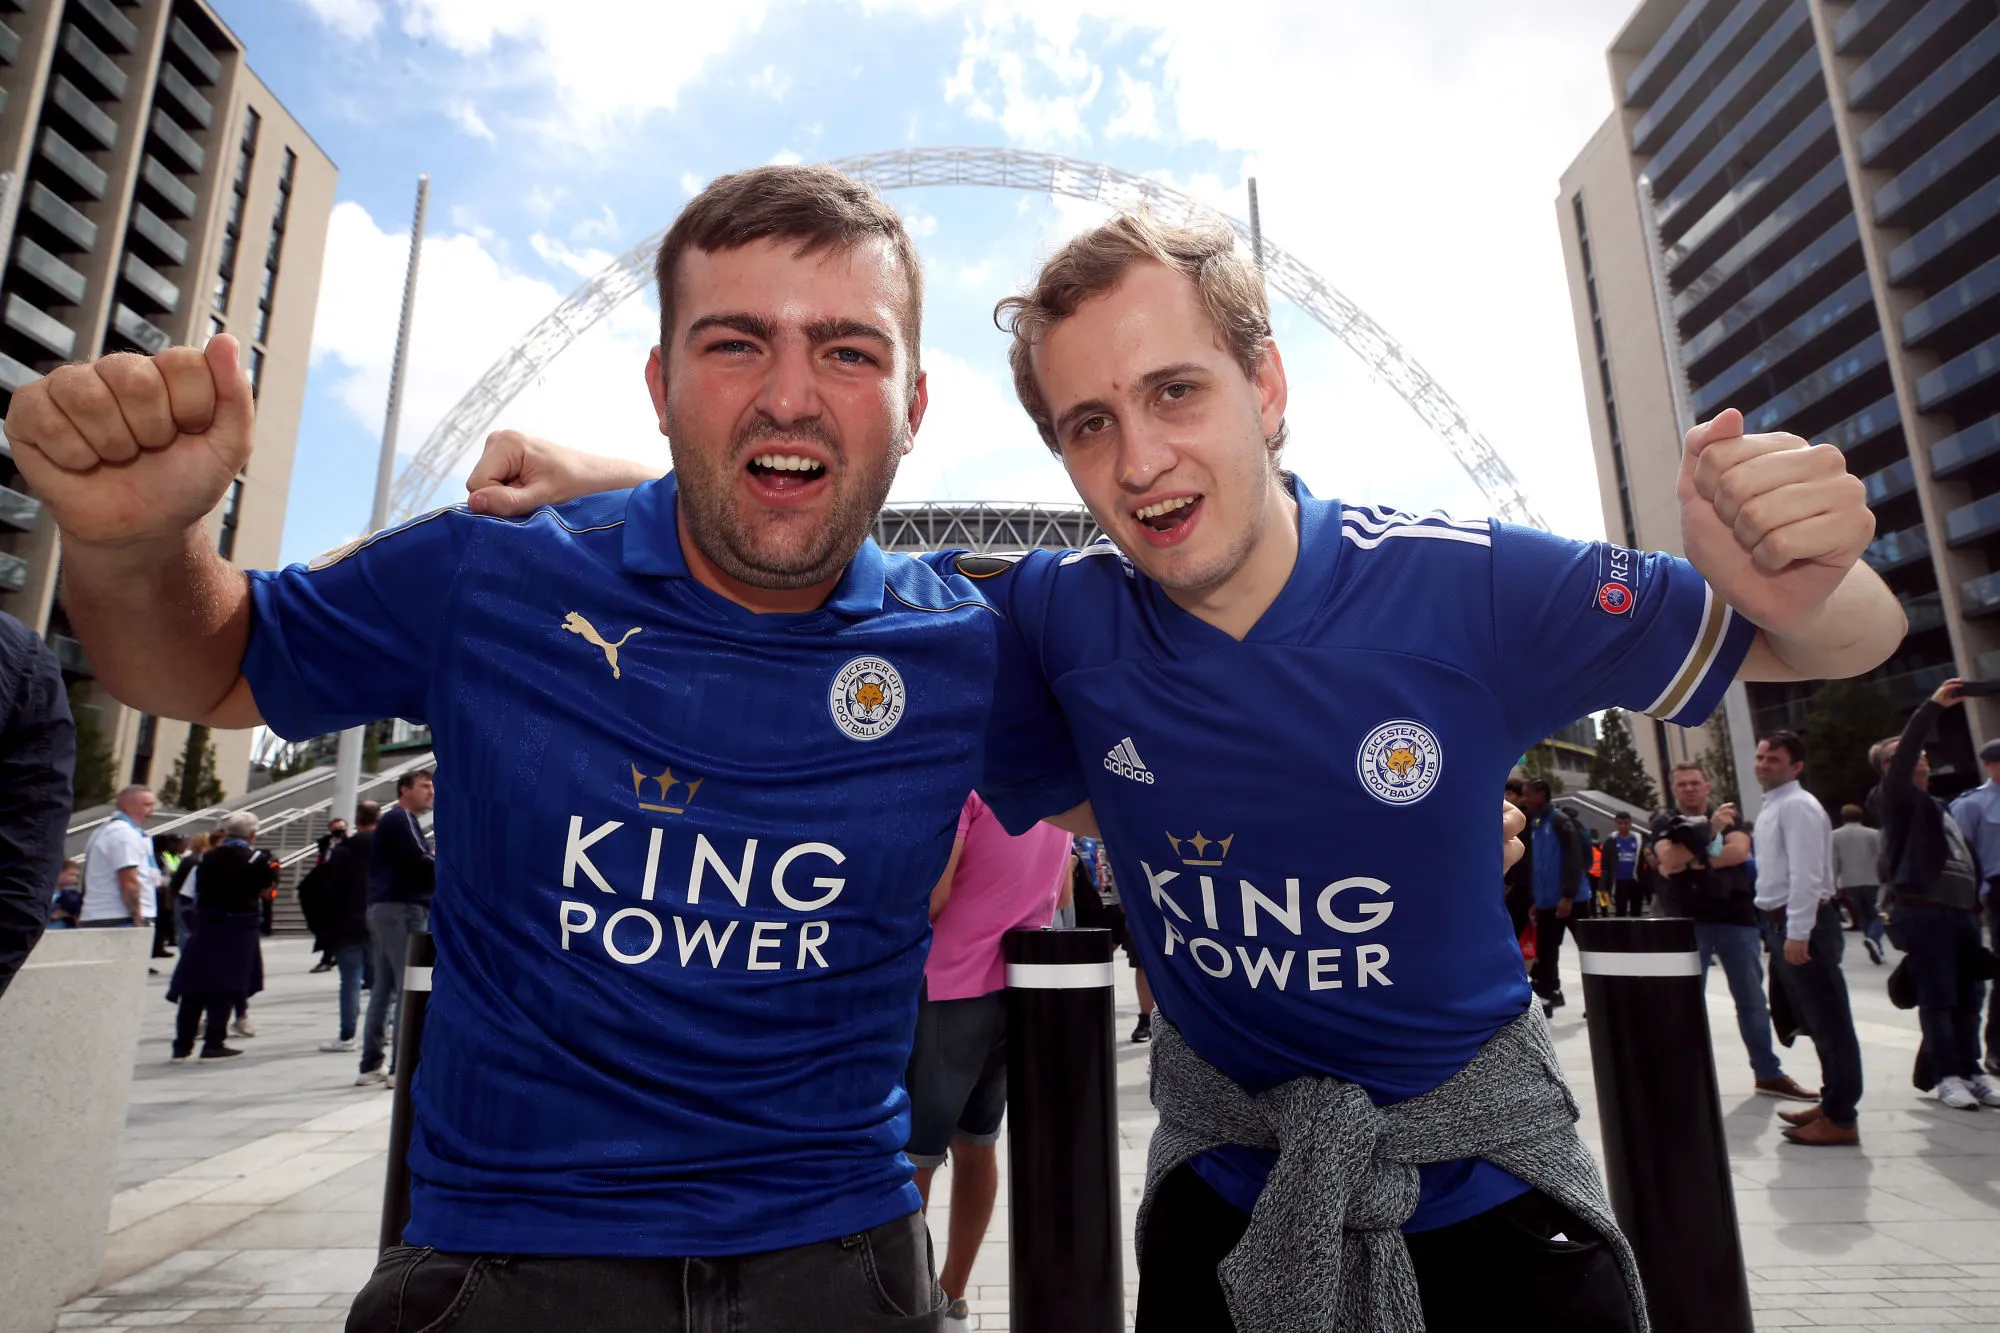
xmin=243 ymin=474 xmax=998 ymax=1256
xmin=936 ymin=479 xmax=1755 ymax=1230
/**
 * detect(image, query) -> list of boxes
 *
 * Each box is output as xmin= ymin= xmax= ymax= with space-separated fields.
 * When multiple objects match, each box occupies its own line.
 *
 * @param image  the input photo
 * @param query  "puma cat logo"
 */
xmin=562 ymin=612 xmax=642 ymax=680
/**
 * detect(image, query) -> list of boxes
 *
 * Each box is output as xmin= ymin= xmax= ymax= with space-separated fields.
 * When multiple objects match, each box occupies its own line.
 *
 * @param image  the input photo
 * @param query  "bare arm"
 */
xmin=1739 ymin=563 xmax=1905 ymax=682
xmin=465 ymin=431 xmax=666 ymax=516
xmin=117 ymin=866 xmax=141 ymax=922
xmin=1711 ymin=828 xmax=1752 ymax=870
xmin=928 ymin=836 xmax=967 ymax=923
xmin=6 ymin=339 xmax=264 ymax=727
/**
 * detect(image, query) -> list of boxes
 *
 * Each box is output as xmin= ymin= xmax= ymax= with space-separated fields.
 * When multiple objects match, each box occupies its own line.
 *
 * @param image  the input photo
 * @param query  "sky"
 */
xmin=211 ymin=0 xmax=1633 ymax=567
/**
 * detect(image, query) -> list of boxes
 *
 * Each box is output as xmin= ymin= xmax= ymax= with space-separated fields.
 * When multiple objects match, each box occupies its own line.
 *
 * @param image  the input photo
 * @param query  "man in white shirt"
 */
xmin=1751 ymin=731 xmax=1863 ymax=1146
xmin=78 ymin=785 xmax=160 ymax=929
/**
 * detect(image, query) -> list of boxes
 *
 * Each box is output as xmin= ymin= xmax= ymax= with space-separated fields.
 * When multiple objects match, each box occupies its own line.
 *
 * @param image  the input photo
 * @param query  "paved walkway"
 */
xmin=55 ymin=934 xmax=2000 ymax=1331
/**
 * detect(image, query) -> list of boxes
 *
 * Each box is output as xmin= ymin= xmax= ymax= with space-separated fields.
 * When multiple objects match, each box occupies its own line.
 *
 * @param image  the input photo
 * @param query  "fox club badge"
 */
xmin=1357 ymin=719 xmax=1443 ymax=806
xmin=829 ymin=656 xmax=906 ymax=741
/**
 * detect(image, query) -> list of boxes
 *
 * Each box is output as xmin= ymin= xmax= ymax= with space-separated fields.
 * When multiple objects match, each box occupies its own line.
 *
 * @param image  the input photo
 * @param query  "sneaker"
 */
xmin=943 ymin=1297 xmax=970 ymax=1329
xmin=1864 ymin=937 xmax=1884 ymax=965
xmin=199 ymin=1045 xmax=245 ymax=1062
xmin=309 ymin=958 xmax=335 ymax=974
xmin=319 ymin=1038 xmax=358 ymax=1053
xmin=1544 ymin=990 xmax=1567 ymax=1010
xmin=230 ymin=1019 xmax=257 ymax=1038
xmin=169 ymin=1052 xmax=191 ymax=1065
xmin=1132 ymin=1013 xmax=1152 ymax=1043
xmin=355 ymin=1068 xmax=390 ymax=1087
xmin=1969 ymin=1075 xmax=2000 ymax=1109
xmin=1755 ymin=1075 xmax=1820 ymax=1102
xmin=1937 ymin=1076 xmax=1980 ymax=1111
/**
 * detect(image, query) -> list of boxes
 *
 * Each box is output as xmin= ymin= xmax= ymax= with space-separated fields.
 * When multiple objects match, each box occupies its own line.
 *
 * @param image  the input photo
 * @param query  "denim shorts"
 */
xmin=903 ymin=990 xmax=1007 ymax=1168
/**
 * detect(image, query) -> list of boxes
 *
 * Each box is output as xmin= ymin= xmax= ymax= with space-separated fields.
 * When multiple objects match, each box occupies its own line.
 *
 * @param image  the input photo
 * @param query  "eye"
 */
xmin=1076 ymin=415 xmax=1110 ymax=437
xmin=708 ymin=339 xmax=757 ymax=355
xmin=1160 ymin=381 xmax=1195 ymax=404
xmin=830 ymin=347 xmax=875 ymax=366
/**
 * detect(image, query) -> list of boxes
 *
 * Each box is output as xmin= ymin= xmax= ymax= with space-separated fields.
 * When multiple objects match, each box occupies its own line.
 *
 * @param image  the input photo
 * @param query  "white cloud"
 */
xmin=894 ymin=351 xmax=1073 ymax=506
xmin=679 ymin=171 xmax=705 ymax=198
xmin=1106 ymin=69 xmax=1158 ymax=139
xmin=297 ymin=0 xmax=383 ymax=40
xmin=529 ymin=231 xmax=616 ymax=279
xmin=748 ymin=63 xmax=795 ymax=99
xmin=768 ymin=148 xmax=804 ymax=166
xmin=903 ymin=211 xmax=939 ymax=239
xmin=445 ymin=98 xmax=495 ymax=142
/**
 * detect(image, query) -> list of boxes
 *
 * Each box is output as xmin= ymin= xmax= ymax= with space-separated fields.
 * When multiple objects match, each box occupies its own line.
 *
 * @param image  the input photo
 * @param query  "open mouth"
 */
xmin=1131 ymin=494 xmax=1203 ymax=546
xmin=744 ymin=451 xmax=829 ymax=501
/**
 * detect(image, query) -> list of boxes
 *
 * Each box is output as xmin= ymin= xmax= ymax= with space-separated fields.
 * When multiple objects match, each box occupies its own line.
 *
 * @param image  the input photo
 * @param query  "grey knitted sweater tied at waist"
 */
xmin=1137 ymin=1006 xmax=1649 ymax=1333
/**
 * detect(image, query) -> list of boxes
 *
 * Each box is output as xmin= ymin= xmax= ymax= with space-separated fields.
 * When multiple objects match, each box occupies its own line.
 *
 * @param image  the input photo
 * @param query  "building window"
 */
xmin=207 ymin=315 xmax=224 ymax=342
xmin=1572 ymin=193 xmax=1638 ymax=550
xmin=213 ymin=110 xmax=260 ymax=316
xmin=217 ymin=478 xmax=244 ymax=561
xmin=132 ymin=712 xmax=157 ymax=786
xmin=249 ymin=347 xmax=265 ymax=399
xmin=255 ymin=149 xmax=297 ymax=344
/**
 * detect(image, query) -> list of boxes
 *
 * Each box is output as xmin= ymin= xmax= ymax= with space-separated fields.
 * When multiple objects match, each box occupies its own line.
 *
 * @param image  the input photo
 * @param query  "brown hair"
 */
xmin=995 ymin=212 xmax=1282 ymax=455
xmin=655 ymin=165 xmax=924 ymax=380
xmin=1669 ymin=760 xmax=1708 ymax=779
xmin=1840 ymin=804 xmax=1866 ymax=823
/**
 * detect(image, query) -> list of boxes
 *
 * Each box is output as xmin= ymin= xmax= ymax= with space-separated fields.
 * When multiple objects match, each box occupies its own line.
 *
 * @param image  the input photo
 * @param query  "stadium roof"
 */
xmin=873 ymin=500 xmax=1103 ymax=553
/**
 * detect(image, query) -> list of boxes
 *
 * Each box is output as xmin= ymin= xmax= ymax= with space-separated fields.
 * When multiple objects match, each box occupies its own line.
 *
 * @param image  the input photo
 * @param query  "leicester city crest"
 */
xmin=1357 ymin=719 xmax=1443 ymax=806
xmin=829 ymin=656 xmax=906 ymax=741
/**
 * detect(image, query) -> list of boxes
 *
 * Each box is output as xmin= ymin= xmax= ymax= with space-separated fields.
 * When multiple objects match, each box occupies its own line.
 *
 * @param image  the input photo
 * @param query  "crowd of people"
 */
xmin=1503 ymin=677 xmax=2000 ymax=1146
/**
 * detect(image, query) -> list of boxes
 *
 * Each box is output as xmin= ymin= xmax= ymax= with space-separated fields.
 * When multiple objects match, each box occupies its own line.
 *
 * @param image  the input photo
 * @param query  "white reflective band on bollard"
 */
xmin=1006 ymin=961 xmax=1116 ymax=989
xmin=404 ymin=966 xmax=433 ymax=993
xmin=1577 ymin=951 xmax=1701 ymax=978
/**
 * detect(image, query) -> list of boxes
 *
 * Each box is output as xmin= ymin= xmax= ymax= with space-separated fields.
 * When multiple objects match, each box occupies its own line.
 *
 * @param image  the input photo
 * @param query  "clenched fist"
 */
xmin=4 ymin=336 xmax=254 ymax=547
xmin=1678 ymin=407 xmax=1874 ymax=632
xmin=464 ymin=429 xmax=662 ymax=516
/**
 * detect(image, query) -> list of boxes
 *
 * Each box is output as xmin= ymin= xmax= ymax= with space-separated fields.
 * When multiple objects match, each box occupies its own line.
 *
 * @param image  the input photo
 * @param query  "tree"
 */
xmin=162 ymin=723 xmax=223 ymax=810
xmin=1588 ymin=709 xmax=1658 ymax=810
xmin=69 ymin=684 xmax=115 ymax=808
xmin=1699 ymin=703 xmax=1741 ymax=810
xmin=1520 ymin=743 xmax=1566 ymax=794
xmin=1801 ymin=677 xmax=1902 ymax=816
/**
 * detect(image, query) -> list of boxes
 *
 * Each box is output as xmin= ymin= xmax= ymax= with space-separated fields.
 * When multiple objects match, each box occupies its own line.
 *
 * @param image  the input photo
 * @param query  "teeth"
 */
xmin=752 ymin=454 xmax=825 ymax=473
xmin=1134 ymin=495 xmax=1197 ymax=521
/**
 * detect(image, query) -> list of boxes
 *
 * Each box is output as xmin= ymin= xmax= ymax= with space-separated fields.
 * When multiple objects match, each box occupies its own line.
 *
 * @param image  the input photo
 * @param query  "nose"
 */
xmin=1115 ymin=417 xmax=1179 ymax=494
xmin=754 ymin=338 xmax=825 ymax=431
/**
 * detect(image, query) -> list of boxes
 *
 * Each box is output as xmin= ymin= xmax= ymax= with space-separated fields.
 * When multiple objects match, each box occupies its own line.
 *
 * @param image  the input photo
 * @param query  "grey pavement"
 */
xmin=54 ymin=932 xmax=2000 ymax=1331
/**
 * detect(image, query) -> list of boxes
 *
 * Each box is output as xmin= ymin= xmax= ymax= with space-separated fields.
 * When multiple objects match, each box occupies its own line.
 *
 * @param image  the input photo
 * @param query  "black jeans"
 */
xmin=346 ymin=1211 xmax=943 ymax=1331
xmin=1986 ymin=890 xmax=2000 ymax=1068
xmin=1135 ymin=1165 xmax=1636 ymax=1332
xmin=173 ymin=993 xmax=234 ymax=1058
xmin=1530 ymin=902 xmax=1580 ymax=999
xmin=1612 ymin=879 xmax=1643 ymax=917
xmin=1888 ymin=899 xmax=1986 ymax=1082
xmin=1762 ymin=903 xmax=1864 ymax=1127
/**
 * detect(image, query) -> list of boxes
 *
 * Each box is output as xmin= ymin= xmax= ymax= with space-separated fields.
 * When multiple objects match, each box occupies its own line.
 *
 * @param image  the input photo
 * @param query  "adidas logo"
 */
xmin=1103 ymin=737 xmax=1155 ymax=785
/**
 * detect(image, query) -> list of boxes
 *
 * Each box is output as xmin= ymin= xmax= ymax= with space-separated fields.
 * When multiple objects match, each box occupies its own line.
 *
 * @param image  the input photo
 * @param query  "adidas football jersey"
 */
xmin=933 ymin=478 xmax=1755 ymax=1231
xmin=243 ymin=474 xmax=999 ymax=1256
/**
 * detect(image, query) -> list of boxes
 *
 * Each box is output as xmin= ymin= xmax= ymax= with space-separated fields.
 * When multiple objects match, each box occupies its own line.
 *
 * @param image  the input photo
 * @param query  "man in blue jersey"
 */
xmin=492 ymin=199 xmax=1901 ymax=1327
xmin=3 ymin=166 xmax=1068 ymax=1331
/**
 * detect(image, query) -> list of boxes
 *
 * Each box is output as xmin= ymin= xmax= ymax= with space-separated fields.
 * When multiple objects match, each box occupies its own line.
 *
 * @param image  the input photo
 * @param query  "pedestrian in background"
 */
xmin=318 ymin=801 xmax=378 ymax=1054
xmin=1874 ymin=682 xmax=1998 ymax=1110
xmin=49 ymin=862 xmax=82 ymax=929
xmin=166 ymin=810 xmax=275 ymax=1063
xmin=1754 ymin=731 xmax=1866 ymax=1144
xmin=357 ymin=770 xmax=435 ymax=1087
xmin=1071 ymin=833 xmax=1155 ymax=1042
xmin=1947 ymin=739 xmax=2000 ymax=1078
xmin=77 ymin=786 xmax=159 ymax=931
xmin=168 ymin=831 xmax=210 ymax=950
xmin=1831 ymin=804 xmax=1886 ymax=965
xmin=306 ymin=817 xmax=349 ymax=972
xmin=1516 ymin=778 xmax=1584 ymax=1015
xmin=150 ymin=832 xmax=187 ymax=959
xmin=906 ymin=792 xmax=1070 ymax=1330
xmin=1608 ymin=813 xmax=1643 ymax=918
xmin=0 ymin=609 xmax=73 ymax=999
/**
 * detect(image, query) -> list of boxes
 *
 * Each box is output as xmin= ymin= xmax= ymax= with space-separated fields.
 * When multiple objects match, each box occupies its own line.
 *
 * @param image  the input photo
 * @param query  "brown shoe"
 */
xmin=1782 ymin=1116 xmax=1859 ymax=1146
xmin=1779 ymin=1104 xmax=1824 ymax=1128
xmin=1756 ymin=1075 xmax=1820 ymax=1101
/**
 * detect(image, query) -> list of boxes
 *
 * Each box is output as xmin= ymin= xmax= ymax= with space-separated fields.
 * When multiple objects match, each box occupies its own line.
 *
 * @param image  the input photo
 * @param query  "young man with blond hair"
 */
xmin=482 ymin=192 xmax=1900 ymax=1329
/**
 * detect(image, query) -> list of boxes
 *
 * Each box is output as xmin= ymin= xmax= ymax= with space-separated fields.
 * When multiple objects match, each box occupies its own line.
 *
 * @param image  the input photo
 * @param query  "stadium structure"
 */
xmin=873 ymin=499 xmax=1100 ymax=553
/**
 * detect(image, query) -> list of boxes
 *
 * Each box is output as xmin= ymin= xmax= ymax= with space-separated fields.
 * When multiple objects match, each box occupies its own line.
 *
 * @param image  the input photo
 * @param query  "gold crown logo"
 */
xmin=631 ymin=763 xmax=704 ymax=814
xmin=1166 ymin=831 xmax=1234 ymax=866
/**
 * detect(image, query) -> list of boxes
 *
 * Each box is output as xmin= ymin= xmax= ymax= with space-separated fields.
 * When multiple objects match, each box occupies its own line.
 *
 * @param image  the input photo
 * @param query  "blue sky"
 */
xmin=211 ymin=0 xmax=1629 ymax=567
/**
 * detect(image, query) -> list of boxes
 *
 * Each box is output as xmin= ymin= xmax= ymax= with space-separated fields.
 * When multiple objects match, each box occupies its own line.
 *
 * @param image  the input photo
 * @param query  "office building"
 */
xmin=0 ymin=0 xmax=334 ymax=802
xmin=1559 ymin=0 xmax=2000 ymax=789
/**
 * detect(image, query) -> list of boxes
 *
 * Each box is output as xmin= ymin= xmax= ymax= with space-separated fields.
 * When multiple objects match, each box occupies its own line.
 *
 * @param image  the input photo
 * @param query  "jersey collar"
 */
xmin=620 ymin=472 xmax=887 ymax=620
xmin=1141 ymin=473 xmax=1341 ymax=653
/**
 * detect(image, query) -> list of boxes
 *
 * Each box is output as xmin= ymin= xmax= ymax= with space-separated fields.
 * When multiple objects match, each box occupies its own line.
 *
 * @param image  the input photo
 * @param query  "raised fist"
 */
xmin=4 ymin=336 xmax=254 ymax=547
xmin=465 ymin=429 xmax=662 ymax=516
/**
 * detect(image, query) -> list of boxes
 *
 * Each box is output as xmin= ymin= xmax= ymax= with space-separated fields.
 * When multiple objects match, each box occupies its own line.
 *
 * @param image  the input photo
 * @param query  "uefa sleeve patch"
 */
xmin=953 ymin=553 xmax=1022 ymax=580
xmin=1595 ymin=544 xmax=1637 ymax=617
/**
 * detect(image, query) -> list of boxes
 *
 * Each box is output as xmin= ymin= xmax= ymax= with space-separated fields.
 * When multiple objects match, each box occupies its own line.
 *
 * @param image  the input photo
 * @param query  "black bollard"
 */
xmin=1572 ymin=916 xmax=1753 ymax=1333
xmin=1003 ymin=926 xmax=1122 ymax=1333
xmin=377 ymin=930 xmax=436 ymax=1253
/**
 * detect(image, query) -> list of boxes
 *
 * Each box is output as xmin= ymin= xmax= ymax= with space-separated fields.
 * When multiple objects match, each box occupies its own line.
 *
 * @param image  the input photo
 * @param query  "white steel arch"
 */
xmin=388 ymin=147 xmax=1546 ymax=530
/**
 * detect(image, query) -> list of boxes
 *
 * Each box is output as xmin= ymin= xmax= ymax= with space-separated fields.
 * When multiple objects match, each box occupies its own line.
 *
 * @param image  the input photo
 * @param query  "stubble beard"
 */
xmin=668 ymin=408 xmax=904 ymax=591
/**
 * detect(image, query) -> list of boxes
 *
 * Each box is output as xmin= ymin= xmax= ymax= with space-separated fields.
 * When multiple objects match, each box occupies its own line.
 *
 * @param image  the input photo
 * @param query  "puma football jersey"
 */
xmin=243 ymin=474 xmax=999 ymax=1255
xmin=934 ymin=478 xmax=1755 ymax=1230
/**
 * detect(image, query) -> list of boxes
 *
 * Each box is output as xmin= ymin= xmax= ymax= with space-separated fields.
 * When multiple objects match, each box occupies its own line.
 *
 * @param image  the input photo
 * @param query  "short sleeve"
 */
xmin=1490 ymin=524 xmax=1756 ymax=747
xmin=917 ymin=550 xmax=1089 ymax=835
xmin=242 ymin=507 xmax=472 ymax=740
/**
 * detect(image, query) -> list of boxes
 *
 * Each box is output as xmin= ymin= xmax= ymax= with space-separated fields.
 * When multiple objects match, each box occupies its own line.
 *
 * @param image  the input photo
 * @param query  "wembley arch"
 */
xmin=387 ymin=147 xmax=1545 ymax=531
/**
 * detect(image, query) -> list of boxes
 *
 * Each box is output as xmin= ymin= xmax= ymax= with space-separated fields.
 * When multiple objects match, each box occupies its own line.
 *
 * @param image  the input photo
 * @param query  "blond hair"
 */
xmin=995 ymin=212 xmax=1283 ymax=456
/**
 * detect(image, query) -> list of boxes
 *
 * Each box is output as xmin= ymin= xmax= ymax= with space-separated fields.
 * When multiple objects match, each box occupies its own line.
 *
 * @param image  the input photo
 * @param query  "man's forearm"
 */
xmin=1744 ymin=563 xmax=1904 ymax=681
xmin=63 ymin=527 xmax=256 ymax=724
xmin=118 ymin=868 xmax=141 ymax=920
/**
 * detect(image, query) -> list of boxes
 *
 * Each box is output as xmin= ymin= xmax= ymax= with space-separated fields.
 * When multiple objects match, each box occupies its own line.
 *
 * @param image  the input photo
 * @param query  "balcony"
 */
xmin=1933 ymin=414 xmax=2000 ymax=479
xmin=4 ymin=294 xmax=75 ymax=358
xmin=1848 ymin=0 xmax=1983 ymax=111
xmin=1744 ymin=333 xmax=1888 ymax=434
xmin=1667 ymin=104 xmax=1837 ymax=282
xmin=1888 ymin=174 xmax=2000 ymax=287
xmin=120 ymin=253 xmax=179 ymax=313
xmin=1673 ymin=157 xmax=1848 ymax=328
xmin=1632 ymin=0 xmax=1778 ymax=156
xmin=0 ymin=484 xmax=40 ymax=533
xmin=1916 ymin=332 xmax=2000 ymax=412
xmin=1692 ymin=271 xmax=1873 ymax=419
xmin=1948 ymin=491 xmax=2000 ymax=546
xmin=0 ymin=351 xmax=40 ymax=394
xmin=148 ymin=109 xmax=203 ymax=174
xmin=1880 ymin=661 xmax=1959 ymax=708
xmin=25 ymin=181 xmax=96 ymax=251
xmin=1683 ymin=215 xmax=1861 ymax=374
xmin=13 ymin=235 xmax=86 ymax=304
xmin=1903 ymin=254 xmax=2000 ymax=352
xmin=1873 ymin=96 xmax=2000 ymax=228
xmin=1826 ymin=393 xmax=1903 ymax=456
xmin=1656 ymin=42 xmax=1819 ymax=233
xmin=71 ymin=0 xmax=137 ymax=53
xmin=0 ymin=552 xmax=26 ymax=594
xmin=1903 ymin=591 xmax=1946 ymax=635
xmin=1625 ymin=0 xmax=1717 ymax=107
xmin=110 ymin=303 xmax=168 ymax=354
xmin=1863 ymin=457 xmax=1916 ymax=507
xmin=60 ymin=23 xmax=128 ymax=100
xmin=49 ymin=74 xmax=116 ymax=150
xmin=1859 ymin=20 xmax=2000 ymax=169
xmin=128 ymin=204 xmax=187 ymax=266
xmin=1838 ymin=0 xmax=1906 ymax=55
xmin=39 ymin=127 xmax=107 ymax=200
xmin=0 ymin=19 xmax=18 ymax=66
xmin=1865 ymin=524 xmax=1932 ymax=573
xmin=1964 ymin=569 xmax=2000 ymax=614
xmin=157 ymin=62 xmax=212 ymax=129
xmin=47 ymin=634 xmax=90 ymax=676
xmin=140 ymin=156 xmax=195 ymax=218
xmin=167 ymin=17 xmax=222 ymax=84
